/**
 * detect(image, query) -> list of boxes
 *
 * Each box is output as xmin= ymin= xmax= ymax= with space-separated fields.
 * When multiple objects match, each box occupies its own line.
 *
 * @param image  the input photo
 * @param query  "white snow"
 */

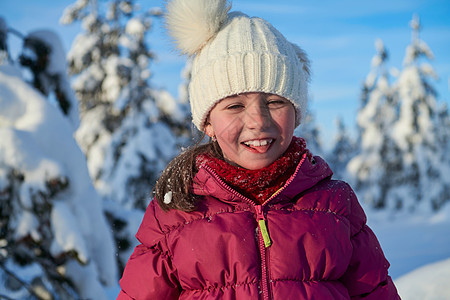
xmin=50 ymin=201 xmax=90 ymax=264
xmin=395 ymin=258 xmax=450 ymax=299
xmin=348 ymin=15 xmax=449 ymax=214
xmin=366 ymin=203 xmax=450 ymax=299
xmin=164 ymin=191 xmax=173 ymax=204
xmin=125 ymin=17 xmax=146 ymax=39
xmin=23 ymin=30 xmax=80 ymax=129
xmin=0 ymin=65 xmax=117 ymax=299
xmin=155 ymin=89 xmax=187 ymax=122
xmin=26 ymin=30 xmax=67 ymax=76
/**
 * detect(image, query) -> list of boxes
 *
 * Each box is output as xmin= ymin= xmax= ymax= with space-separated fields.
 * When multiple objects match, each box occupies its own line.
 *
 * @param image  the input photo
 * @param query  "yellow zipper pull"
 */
xmin=256 ymin=205 xmax=272 ymax=248
xmin=258 ymin=219 xmax=272 ymax=248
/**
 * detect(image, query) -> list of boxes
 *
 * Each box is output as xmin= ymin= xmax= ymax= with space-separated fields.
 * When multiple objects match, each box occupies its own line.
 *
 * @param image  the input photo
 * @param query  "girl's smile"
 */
xmin=205 ymin=92 xmax=296 ymax=170
xmin=242 ymin=138 xmax=274 ymax=153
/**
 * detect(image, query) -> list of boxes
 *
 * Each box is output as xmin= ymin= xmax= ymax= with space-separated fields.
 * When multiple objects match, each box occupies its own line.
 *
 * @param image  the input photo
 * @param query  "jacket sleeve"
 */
xmin=339 ymin=185 xmax=400 ymax=299
xmin=118 ymin=201 xmax=181 ymax=299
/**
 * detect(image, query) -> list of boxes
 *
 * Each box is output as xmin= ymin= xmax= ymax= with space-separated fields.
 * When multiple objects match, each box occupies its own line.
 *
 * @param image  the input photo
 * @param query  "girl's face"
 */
xmin=205 ymin=92 xmax=296 ymax=170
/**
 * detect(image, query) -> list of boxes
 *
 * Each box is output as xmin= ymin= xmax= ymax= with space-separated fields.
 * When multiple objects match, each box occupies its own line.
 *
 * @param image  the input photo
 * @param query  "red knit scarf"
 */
xmin=196 ymin=137 xmax=310 ymax=204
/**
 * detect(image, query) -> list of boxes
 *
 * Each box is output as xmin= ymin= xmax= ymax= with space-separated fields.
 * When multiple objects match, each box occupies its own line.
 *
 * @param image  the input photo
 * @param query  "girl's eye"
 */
xmin=226 ymin=103 xmax=245 ymax=110
xmin=267 ymin=98 xmax=288 ymax=107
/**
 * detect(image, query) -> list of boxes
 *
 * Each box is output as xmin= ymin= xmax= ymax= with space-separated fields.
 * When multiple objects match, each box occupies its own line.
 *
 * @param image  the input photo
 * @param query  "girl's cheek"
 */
xmin=220 ymin=119 xmax=240 ymax=137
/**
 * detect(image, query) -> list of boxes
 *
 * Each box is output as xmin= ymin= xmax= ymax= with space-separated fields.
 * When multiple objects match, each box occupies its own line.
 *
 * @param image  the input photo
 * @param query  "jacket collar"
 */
xmin=192 ymin=153 xmax=333 ymax=206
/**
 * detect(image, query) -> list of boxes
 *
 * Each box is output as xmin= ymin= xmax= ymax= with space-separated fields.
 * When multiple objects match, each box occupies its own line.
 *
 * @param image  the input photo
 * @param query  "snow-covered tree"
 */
xmin=347 ymin=39 xmax=403 ymax=209
xmin=328 ymin=117 xmax=357 ymax=180
xmin=437 ymin=103 xmax=450 ymax=163
xmin=390 ymin=15 xmax=450 ymax=211
xmin=61 ymin=0 xmax=190 ymax=269
xmin=18 ymin=30 xmax=80 ymax=129
xmin=0 ymin=17 xmax=8 ymax=63
xmin=62 ymin=0 xmax=187 ymax=208
xmin=176 ymin=58 xmax=197 ymax=137
xmin=0 ymin=64 xmax=117 ymax=299
xmin=295 ymin=107 xmax=323 ymax=156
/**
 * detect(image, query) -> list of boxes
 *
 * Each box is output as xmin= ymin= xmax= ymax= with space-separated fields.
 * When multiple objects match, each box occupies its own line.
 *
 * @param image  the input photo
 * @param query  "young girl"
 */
xmin=118 ymin=0 xmax=400 ymax=299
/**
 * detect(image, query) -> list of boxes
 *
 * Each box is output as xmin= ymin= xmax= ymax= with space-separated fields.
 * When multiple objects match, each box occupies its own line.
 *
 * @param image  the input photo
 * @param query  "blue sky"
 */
xmin=1 ymin=0 xmax=449 ymax=144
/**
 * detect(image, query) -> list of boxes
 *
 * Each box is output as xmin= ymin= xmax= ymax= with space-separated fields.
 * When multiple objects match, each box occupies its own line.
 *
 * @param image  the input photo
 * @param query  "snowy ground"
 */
xmin=368 ymin=203 xmax=450 ymax=299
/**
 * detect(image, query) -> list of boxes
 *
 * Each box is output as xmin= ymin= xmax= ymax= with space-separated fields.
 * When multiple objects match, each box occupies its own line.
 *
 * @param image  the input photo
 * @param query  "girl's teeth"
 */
xmin=245 ymin=139 xmax=272 ymax=147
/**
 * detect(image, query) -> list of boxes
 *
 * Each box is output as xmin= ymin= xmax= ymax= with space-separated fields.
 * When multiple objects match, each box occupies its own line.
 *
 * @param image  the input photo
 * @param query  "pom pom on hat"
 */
xmin=165 ymin=0 xmax=231 ymax=55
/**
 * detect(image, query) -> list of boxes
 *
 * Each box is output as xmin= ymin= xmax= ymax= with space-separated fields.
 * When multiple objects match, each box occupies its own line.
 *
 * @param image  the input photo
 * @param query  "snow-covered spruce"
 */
xmin=0 ymin=64 xmax=117 ymax=300
xmin=19 ymin=30 xmax=80 ymax=129
xmin=347 ymin=16 xmax=450 ymax=212
xmin=62 ymin=0 xmax=190 ymax=272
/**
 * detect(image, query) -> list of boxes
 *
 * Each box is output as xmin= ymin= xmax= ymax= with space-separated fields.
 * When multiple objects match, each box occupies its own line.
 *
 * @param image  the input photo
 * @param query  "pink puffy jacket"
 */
xmin=118 ymin=154 xmax=400 ymax=299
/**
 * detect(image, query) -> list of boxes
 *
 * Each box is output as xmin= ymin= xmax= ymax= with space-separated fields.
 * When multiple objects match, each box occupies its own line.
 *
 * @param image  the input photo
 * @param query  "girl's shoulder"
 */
xmin=138 ymin=195 xmax=245 ymax=244
xmin=139 ymin=199 xmax=201 ymax=236
xmin=136 ymin=199 xmax=196 ymax=247
xmin=287 ymin=176 xmax=367 ymax=234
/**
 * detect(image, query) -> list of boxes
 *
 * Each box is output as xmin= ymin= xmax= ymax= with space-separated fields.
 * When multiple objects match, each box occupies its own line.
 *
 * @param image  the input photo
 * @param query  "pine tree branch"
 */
xmin=0 ymin=262 xmax=43 ymax=299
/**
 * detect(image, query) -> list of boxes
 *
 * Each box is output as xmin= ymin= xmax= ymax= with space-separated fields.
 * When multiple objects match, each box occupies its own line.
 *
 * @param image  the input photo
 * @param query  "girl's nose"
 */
xmin=246 ymin=101 xmax=271 ymax=129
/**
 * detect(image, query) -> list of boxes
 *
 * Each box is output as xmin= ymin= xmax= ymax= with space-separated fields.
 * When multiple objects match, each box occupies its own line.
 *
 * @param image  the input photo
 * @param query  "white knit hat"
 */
xmin=165 ymin=0 xmax=310 ymax=131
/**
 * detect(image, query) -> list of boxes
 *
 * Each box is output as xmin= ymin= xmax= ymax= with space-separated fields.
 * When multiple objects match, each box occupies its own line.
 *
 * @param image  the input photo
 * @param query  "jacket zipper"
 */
xmin=202 ymin=166 xmax=271 ymax=299
xmin=255 ymin=205 xmax=271 ymax=300
xmin=202 ymin=166 xmax=273 ymax=246
xmin=261 ymin=153 xmax=308 ymax=205
xmin=255 ymin=205 xmax=272 ymax=247
xmin=201 ymin=155 xmax=308 ymax=300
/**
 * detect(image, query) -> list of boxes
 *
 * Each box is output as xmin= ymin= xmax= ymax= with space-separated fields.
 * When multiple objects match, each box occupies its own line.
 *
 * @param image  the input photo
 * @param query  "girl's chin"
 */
xmin=234 ymin=157 xmax=276 ymax=170
xmin=222 ymin=145 xmax=279 ymax=169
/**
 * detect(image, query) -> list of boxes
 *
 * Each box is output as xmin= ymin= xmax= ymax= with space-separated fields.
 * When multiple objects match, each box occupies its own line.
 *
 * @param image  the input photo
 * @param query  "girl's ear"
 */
xmin=204 ymin=123 xmax=215 ymax=138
